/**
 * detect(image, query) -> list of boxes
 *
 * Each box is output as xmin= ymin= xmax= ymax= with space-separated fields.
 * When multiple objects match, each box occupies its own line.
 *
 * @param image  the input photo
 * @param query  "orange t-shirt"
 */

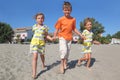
xmin=55 ymin=16 xmax=76 ymax=40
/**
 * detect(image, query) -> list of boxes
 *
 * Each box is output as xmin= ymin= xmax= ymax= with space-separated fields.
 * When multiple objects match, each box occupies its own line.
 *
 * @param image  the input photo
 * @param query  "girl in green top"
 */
xmin=30 ymin=13 xmax=53 ymax=79
xmin=77 ymin=18 xmax=100 ymax=70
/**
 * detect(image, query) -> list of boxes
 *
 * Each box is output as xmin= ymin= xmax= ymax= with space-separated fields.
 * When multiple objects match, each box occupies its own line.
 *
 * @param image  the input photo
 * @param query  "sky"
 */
xmin=0 ymin=0 xmax=120 ymax=36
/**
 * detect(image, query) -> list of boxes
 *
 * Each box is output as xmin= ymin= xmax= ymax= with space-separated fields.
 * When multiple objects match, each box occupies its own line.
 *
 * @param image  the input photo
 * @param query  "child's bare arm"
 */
xmin=53 ymin=29 xmax=59 ymax=40
xmin=46 ymin=35 xmax=53 ymax=41
xmin=45 ymin=32 xmax=53 ymax=41
xmin=74 ymin=28 xmax=86 ymax=40
xmin=93 ymin=40 xmax=101 ymax=45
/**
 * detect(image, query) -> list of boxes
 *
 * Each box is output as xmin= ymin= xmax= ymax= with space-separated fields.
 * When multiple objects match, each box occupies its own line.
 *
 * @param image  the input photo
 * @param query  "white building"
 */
xmin=13 ymin=27 xmax=33 ymax=43
xmin=110 ymin=38 xmax=120 ymax=44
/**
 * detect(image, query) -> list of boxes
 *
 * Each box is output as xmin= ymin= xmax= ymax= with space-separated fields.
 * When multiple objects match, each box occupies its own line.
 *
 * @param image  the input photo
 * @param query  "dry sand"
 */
xmin=0 ymin=44 xmax=120 ymax=80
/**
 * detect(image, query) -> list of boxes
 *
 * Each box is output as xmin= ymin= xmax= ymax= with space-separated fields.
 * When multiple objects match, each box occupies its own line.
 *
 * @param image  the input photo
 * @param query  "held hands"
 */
xmin=46 ymin=35 xmax=54 ymax=41
xmin=47 ymin=36 xmax=57 ymax=42
xmin=81 ymin=35 xmax=86 ymax=40
xmin=50 ymin=37 xmax=54 ymax=41
xmin=52 ymin=36 xmax=57 ymax=41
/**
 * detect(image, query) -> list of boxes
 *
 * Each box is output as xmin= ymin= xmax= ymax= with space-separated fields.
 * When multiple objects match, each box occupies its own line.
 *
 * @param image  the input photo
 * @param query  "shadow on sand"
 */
xmin=89 ymin=58 xmax=96 ymax=67
xmin=37 ymin=60 xmax=60 ymax=77
xmin=37 ymin=58 xmax=96 ymax=77
xmin=67 ymin=57 xmax=96 ymax=69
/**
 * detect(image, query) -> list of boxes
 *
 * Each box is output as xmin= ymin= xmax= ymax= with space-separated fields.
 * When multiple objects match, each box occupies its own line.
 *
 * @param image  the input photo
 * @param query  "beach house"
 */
xmin=110 ymin=38 xmax=120 ymax=44
xmin=13 ymin=27 xmax=33 ymax=43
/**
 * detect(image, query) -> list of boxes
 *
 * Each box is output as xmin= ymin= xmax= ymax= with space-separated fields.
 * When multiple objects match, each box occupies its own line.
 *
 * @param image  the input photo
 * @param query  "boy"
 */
xmin=53 ymin=1 xmax=85 ymax=73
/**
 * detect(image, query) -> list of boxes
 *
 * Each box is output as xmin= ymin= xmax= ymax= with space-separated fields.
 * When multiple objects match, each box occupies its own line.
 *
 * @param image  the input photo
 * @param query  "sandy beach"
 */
xmin=0 ymin=44 xmax=120 ymax=80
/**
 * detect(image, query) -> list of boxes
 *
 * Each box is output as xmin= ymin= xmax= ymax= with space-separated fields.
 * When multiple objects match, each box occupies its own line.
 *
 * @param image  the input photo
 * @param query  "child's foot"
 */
xmin=64 ymin=65 xmax=69 ymax=69
xmin=87 ymin=67 xmax=91 ymax=71
xmin=64 ymin=64 xmax=68 ymax=69
xmin=60 ymin=66 xmax=64 ymax=74
xmin=76 ymin=60 xmax=82 ymax=67
xmin=60 ymin=69 xmax=64 ymax=74
xmin=32 ymin=75 xmax=37 ymax=79
xmin=42 ymin=64 xmax=46 ymax=69
xmin=56 ymin=70 xmax=64 ymax=74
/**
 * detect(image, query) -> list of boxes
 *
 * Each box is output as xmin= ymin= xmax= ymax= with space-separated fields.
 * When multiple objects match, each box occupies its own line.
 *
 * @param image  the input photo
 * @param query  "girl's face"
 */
xmin=85 ymin=21 xmax=92 ymax=31
xmin=36 ymin=15 xmax=44 ymax=25
xmin=63 ymin=8 xmax=71 ymax=17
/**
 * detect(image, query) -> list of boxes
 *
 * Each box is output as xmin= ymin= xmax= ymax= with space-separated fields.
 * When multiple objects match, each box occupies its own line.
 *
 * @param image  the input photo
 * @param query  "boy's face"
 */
xmin=36 ymin=15 xmax=44 ymax=25
xmin=63 ymin=7 xmax=71 ymax=17
xmin=85 ymin=21 xmax=92 ymax=31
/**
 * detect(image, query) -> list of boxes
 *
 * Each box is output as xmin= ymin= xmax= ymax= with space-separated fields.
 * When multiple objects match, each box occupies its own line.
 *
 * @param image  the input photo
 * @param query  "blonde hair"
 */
xmin=34 ymin=13 xmax=45 ymax=19
xmin=84 ymin=18 xmax=91 ymax=26
xmin=63 ymin=1 xmax=72 ymax=11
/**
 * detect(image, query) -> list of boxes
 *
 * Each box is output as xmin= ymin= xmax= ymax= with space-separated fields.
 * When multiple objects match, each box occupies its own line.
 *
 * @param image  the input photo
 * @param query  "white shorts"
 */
xmin=59 ymin=37 xmax=71 ymax=59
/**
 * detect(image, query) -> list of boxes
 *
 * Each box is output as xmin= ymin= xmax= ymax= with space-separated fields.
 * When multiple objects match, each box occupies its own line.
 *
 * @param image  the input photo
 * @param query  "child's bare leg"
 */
xmin=77 ymin=57 xmax=87 ymax=65
xmin=86 ymin=53 xmax=91 ymax=70
xmin=86 ymin=58 xmax=91 ymax=70
xmin=32 ymin=53 xmax=38 ymax=78
xmin=40 ymin=54 xmax=45 ymax=69
xmin=77 ymin=54 xmax=88 ymax=65
xmin=60 ymin=59 xmax=64 ymax=73
xmin=64 ymin=58 xmax=67 ymax=69
xmin=77 ymin=59 xmax=82 ymax=65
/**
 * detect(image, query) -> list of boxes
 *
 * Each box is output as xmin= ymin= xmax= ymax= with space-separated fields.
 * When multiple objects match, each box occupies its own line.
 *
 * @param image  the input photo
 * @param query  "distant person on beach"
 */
xmin=21 ymin=34 xmax=26 ymax=44
xmin=77 ymin=18 xmax=100 ymax=70
xmin=30 ymin=13 xmax=53 ymax=79
xmin=53 ymin=1 xmax=85 ymax=74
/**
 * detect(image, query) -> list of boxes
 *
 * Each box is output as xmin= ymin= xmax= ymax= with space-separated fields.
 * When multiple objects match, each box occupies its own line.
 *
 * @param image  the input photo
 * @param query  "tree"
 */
xmin=106 ymin=34 xmax=112 ymax=39
xmin=98 ymin=37 xmax=111 ymax=44
xmin=112 ymin=31 xmax=120 ymax=39
xmin=0 ymin=22 xmax=14 ymax=43
xmin=80 ymin=18 xmax=105 ymax=40
xmin=105 ymin=34 xmax=112 ymax=43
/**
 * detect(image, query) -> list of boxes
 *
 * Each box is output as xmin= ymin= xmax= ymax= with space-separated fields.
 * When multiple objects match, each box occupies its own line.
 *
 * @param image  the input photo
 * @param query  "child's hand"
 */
xmin=52 ymin=36 xmax=56 ymax=41
xmin=46 ymin=35 xmax=53 ymax=41
xmin=50 ymin=37 xmax=53 ymax=41
xmin=81 ymin=35 xmax=86 ymax=40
